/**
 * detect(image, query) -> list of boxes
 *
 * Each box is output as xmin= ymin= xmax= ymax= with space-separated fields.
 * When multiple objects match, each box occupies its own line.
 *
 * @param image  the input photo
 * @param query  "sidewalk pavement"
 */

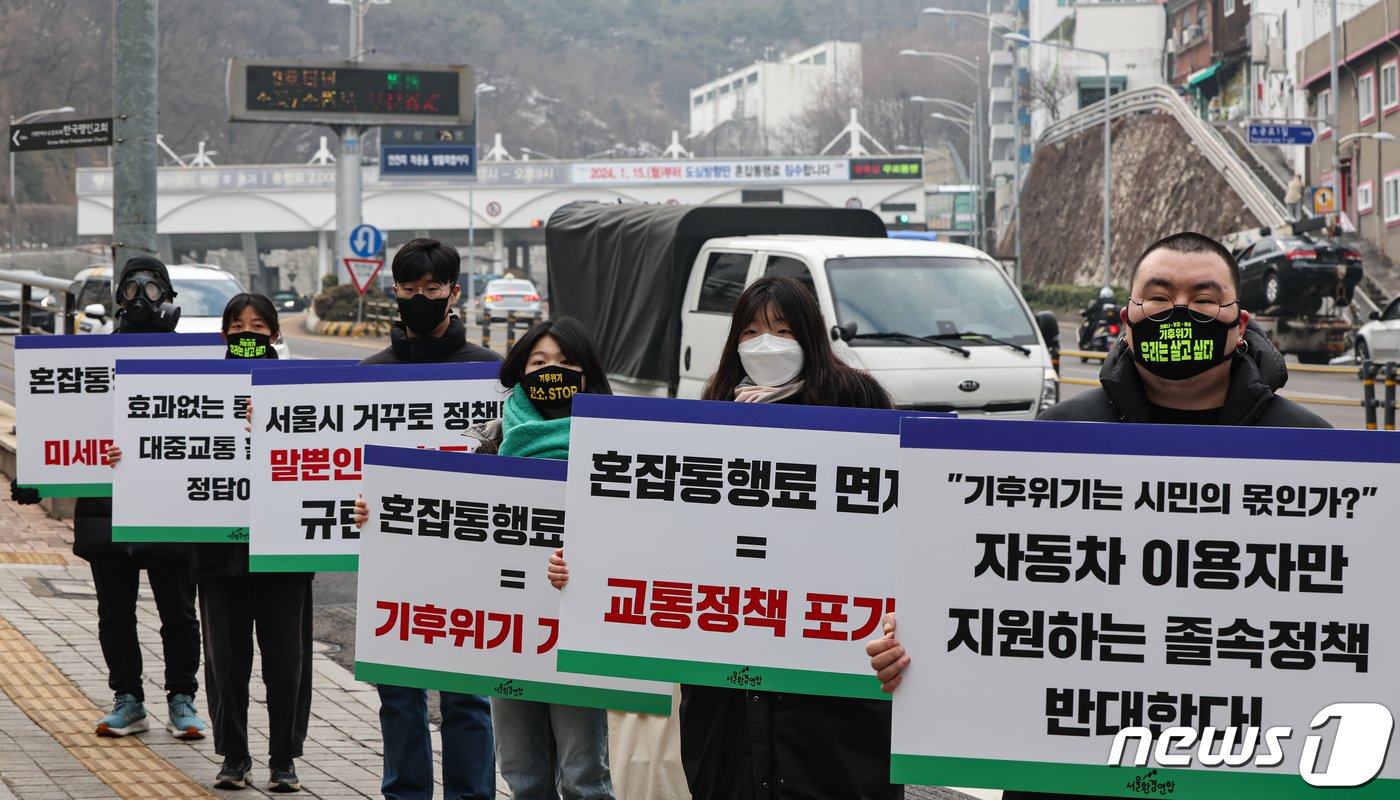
xmin=0 ymin=493 xmax=509 ymax=799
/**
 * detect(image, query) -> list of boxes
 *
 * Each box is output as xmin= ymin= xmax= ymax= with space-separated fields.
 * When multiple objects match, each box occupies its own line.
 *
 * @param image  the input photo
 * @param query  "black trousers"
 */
xmin=89 ymin=555 xmax=200 ymax=703
xmin=200 ymin=577 xmax=314 ymax=760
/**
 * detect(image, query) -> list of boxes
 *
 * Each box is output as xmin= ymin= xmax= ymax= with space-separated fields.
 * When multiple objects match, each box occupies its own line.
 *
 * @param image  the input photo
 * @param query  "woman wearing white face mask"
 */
xmin=682 ymin=275 xmax=898 ymax=800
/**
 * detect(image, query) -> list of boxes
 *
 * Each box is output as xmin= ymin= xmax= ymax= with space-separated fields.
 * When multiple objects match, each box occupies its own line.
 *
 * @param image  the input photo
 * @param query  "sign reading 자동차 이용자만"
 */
xmin=353 ymin=445 xmax=674 ymax=714
xmin=890 ymin=417 xmax=1400 ymax=797
xmin=14 ymin=334 xmax=226 ymax=498
xmin=111 ymin=360 xmax=355 ymax=544
xmin=226 ymin=58 xmax=472 ymax=127
xmin=555 ymin=394 xmax=948 ymax=699
xmin=248 ymin=362 xmax=503 ymax=573
xmin=9 ymin=118 xmax=113 ymax=152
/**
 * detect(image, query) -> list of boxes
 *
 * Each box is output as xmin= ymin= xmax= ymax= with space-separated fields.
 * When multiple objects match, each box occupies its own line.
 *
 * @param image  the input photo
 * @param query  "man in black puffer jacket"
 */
xmin=867 ymin=232 xmax=1329 ymax=800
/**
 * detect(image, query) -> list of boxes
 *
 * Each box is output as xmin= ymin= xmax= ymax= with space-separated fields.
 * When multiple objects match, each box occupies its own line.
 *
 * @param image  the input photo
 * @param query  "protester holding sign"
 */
xmin=552 ymin=275 xmax=896 ymax=799
xmin=465 ymin=316 xmax=619 ymax=800
xmin=361 ymin=239 xmax=503 ymax=800
xmin=867 ymin=232 xmax=1330 ymax=799
xmin=45 ymin=257 xmax=206 ymax=741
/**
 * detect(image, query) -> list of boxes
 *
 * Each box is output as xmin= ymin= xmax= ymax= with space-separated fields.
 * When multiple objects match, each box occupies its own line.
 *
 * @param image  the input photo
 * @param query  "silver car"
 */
xmin=480 ymin=279 xmax=542 ymax=322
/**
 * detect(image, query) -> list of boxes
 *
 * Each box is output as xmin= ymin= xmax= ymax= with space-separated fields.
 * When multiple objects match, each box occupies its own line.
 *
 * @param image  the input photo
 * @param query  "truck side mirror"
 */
xmin=1370 ymin=310 xmax=1381 ymax=321
xmin=84 ymin=303 xmax=107 ymax=318
xmin=1035 ymin=310 xmax=1060 ymax=347
xmin=831 ymin=321 xmax=857 ymax=342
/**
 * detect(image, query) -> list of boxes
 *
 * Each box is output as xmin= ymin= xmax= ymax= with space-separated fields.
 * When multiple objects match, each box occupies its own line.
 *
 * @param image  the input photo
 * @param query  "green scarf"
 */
xmin=497 ymin=384 xmax=572 ymax=460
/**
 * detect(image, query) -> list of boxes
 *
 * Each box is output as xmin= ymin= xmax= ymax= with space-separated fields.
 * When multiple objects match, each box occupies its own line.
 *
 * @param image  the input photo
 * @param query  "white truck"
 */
xmin=546 ymin=203 xmax=1060 ymax=418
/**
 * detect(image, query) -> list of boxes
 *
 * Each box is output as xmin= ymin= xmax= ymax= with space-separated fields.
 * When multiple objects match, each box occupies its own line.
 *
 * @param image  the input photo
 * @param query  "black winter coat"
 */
xmin=1040 ymin=322 xmax=1330 ymax=428
xmin=359 ymin=315 xmax=501 ymax=365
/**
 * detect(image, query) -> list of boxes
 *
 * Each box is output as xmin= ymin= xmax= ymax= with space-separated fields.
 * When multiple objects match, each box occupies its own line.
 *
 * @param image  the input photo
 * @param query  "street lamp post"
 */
xmin=1006 ymin=33 xmax=1112 ymax=290
xmin=467 ymin=82 xmax=496 ymax=299
xmin=910 ymin=94 xmax=980 ymax=247
xmin=901 ymin=50 xmax=985 ymax=249
xmin=925 ymin=7 xmax=1025 ymax=286
xmin=8 ymin=105 xmax=75 ymax=268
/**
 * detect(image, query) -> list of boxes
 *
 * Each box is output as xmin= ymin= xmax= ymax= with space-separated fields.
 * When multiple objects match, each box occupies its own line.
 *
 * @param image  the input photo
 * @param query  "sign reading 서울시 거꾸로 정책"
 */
xmin=353 ymin=445 xmax=673 ymax=714
xmin=249 ymin=362 xmax=504 ymax=573
xmin=891 ymin=416 xmax=1400 ymax=797
xmin=14 ymin=333 xmax=227 ymax=498
xmin=555 ymin=394 xmax=948 ymax=699
xmin=110 ymin=359 xmax=355 ymax=544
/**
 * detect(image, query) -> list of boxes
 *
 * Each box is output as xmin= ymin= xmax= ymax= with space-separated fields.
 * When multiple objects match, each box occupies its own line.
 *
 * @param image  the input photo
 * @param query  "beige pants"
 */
xmin=607 ymin=685 xmax=691 ymax=800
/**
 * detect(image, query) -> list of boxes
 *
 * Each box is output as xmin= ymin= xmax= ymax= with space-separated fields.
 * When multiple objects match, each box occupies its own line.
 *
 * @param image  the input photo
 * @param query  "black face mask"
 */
xmin=1129 ymin=305 xmax=1240 ymax=381
xmin=397 ymin=293 xmax=452 ymax=336
xmin=226 ymin=331 xmax=272 ymax=359
xmin=523 ymin=366 xmax=584 ymax=411
xmin=117 ymin=275 xmax=180 ymax=332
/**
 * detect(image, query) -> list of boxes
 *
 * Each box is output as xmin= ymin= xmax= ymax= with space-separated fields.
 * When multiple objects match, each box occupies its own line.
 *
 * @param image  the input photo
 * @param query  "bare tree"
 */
xmin=1024 ymin=61 xmax=1074 ymax=123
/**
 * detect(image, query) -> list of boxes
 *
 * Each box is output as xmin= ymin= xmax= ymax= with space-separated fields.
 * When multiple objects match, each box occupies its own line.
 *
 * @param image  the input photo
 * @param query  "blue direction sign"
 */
xmin=380 ymin=145 xmax=476 ymax=178
xmin=1247 ymin=124 xmax=1316 ymax=146
xmin=349 ymin=224 xmax=384 ymax=258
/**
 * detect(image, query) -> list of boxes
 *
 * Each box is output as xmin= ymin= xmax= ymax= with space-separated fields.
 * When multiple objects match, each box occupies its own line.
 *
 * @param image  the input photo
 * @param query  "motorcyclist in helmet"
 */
xmin=1078 ymin=286 xmax=1117 ymax=349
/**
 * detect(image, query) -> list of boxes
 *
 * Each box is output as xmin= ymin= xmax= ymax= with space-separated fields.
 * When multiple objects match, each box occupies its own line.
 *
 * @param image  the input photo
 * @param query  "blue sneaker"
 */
xmin=95 ymin=693 xmax=149 ymax=737
xmin=167 ymin=693 xmax=206 ymax=740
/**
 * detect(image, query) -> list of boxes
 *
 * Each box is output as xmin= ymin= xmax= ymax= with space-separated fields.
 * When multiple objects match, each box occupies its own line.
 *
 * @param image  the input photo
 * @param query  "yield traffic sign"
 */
xmin=9 ymin=118 xmax=114 ymax=152
xmin=345 ymin=258 xmax=384 ymax=296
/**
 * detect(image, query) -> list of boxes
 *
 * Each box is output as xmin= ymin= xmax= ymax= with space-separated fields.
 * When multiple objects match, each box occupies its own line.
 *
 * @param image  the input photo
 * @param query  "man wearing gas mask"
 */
xmin=114 ymin=255 xmax=181 ymax=333
xmin=866 ymin=232 xmax=1330 ymax=800
xmin=80 ymin=256 xmax=205 ymax=741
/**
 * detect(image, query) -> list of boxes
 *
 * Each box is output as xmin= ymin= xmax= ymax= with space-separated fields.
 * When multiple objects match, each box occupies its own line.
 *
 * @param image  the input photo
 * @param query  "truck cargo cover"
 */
xmin=545 ymin=202 xmax=886 ymax=389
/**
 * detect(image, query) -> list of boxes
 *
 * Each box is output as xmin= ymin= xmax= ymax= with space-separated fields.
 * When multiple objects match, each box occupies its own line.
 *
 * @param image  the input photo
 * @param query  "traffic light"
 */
xmin=529 ymin=219 xmax=544 ymax=228
xmin=896 ymin=213 xmax=911 ymax=225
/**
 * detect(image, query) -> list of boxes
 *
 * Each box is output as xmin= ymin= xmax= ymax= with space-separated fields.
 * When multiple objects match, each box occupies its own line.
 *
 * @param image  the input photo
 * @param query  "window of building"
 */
xmin=733 ymin=79 xmax=743 ymax=91
xmin=1318 ymin=88 xmax=1332 ymax=135
xmin=1359 ymin=180 xmax=1375 ymax=215
xmin=747 ymin=72 xmax=759 ymax=84
xmin=1224 ymin=0 xmax=1235 ymax=16
xmin=1383 ymin=60 xmax=1399 ymax=113
xmin=693 ymin=95 xmax=704 ymax=107
xmin=813 ymin=51 xmax=827 ymax=65
xmin=1384 ymin=172 xmax=1400 ymax=224
xmin=1359 ymin=70 xmax=1376 ymax=124
xmin=719 ymin=83 xmax=730 ymax=95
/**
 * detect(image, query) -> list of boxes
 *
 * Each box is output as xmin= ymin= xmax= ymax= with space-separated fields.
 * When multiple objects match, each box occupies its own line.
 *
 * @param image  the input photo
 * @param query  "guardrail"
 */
xmin=0 ymin=270 xmax=78 ymax=407
xmin=1040 ymin=84 xmax=1289 ymax=231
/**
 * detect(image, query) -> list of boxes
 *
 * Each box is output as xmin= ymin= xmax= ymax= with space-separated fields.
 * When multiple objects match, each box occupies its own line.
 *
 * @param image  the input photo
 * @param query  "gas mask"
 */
xmin=116 ymin=274 xmax=180 ymax=332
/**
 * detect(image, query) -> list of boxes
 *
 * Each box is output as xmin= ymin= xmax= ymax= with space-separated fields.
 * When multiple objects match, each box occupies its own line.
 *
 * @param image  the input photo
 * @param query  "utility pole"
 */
xmin=113 ymin=0 xmax=159 ymax=270
xmin=1329 ymin=0 xmax=1341 ymax=214
xmin=335 ymin=1 xmax=367 ymax=298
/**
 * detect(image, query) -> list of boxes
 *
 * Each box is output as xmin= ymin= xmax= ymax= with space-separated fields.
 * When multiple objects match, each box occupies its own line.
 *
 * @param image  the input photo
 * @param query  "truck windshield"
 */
xmin=826 ymin=256 xmax=1037 ymax=345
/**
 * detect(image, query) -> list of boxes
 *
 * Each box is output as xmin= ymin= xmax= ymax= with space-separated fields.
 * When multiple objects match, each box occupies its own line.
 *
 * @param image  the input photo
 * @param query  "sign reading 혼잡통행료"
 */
xmin=111 ymin=360 xmax=356 ymax=544
xmin=891 ymin=417 xmax=1400 ymax=797
xmin=555 ymin=394 xmax=946 ymax=699
xmin=249 ymin=362 xmax=504 ymax=573
xmin=15 ymin=333 xmax=227 ymax=498
xmin=353 ymin=445 xmax=673 ymax=714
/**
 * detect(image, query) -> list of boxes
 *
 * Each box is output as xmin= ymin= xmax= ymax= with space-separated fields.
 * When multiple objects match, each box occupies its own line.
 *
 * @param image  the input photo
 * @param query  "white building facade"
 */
xmin=688 ymin=41 xmax=863 ymax=142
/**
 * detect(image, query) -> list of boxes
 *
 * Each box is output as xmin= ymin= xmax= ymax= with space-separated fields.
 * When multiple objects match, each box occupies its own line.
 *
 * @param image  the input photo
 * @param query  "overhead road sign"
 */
xmin=9 ymin=118 xmax=113 ymax=152
xmin=227 ymin=58 xmax=473 ymax=126
xmin=380 ymin=145 xmax=476 ymax=178
xmin=1248 ymin=124 xmax=1316 ymax=146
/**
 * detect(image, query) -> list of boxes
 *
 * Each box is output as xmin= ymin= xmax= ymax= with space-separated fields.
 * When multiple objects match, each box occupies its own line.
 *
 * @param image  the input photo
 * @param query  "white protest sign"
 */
xmin=892 ymin=417 xmax=1400 ymax=797
xmin=557 ymin=394 xmax=937 ymax=699
xmin=15 ymin=333 xmax=226 ymax=497
xmin=249 ymin=362 xmax=503 ymax=572
xmin=111 ymin=359 xmax=355 ymax=543
xmin=354 ymin=445 xmax=673 ymax=713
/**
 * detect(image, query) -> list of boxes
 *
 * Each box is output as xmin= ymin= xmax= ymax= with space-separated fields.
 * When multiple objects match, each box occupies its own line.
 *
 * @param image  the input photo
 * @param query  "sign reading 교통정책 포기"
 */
xmin=555 ymin=394 xmax=948 ymax=699
xmin=891 ymin=417 xmax=1399 ymax=797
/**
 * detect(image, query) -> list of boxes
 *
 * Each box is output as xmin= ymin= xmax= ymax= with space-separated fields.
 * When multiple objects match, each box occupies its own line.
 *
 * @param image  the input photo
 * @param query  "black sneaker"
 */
xmin=214 ymin=757 xmax=252 ymax=790
xmin=268 ymin=759 xmax=301 ymax=793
